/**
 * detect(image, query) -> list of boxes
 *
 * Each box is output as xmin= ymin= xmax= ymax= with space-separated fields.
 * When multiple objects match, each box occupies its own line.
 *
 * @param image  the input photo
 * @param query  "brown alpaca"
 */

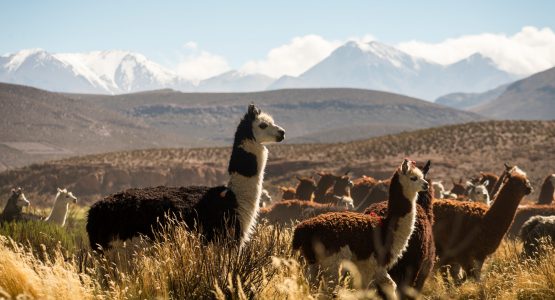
xmin=537 ymin=174 xmax=555 ymax=205
xmin=313 ymin=172 xmax=338 ymax=203
xmin=475 ymin=172 xmax=499 ymax=197
xmin=351 ymin=175 xmax=379 ymax=207
xmin=321 ymin=175 xmax=354 ymax=208
xmin=292 ymin=159 xmax=429 ymax=294
xmin=259 ymin=200 xmax=347 ymax=226
xmin=450 ymin=178 xmax=467 ymax=196
xmin=355 ymin=179 xmax=390 ymax=212
xmin=364 ymin=160 xmax=435 ymax=298
xmin=433 ymin=166 xmax=533 ymax=284
xmin=280 ymin=176 xmax=317 ymax=201
xmin=507 ymin=205 xmax=555 ymax=238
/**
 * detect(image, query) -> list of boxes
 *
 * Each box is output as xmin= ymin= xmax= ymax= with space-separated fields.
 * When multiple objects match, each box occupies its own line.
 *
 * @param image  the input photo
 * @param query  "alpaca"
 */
xmin=292 ymin=159 xmax=429 ymax=294
xmin=313 ymin=172 xmax=339 ymax=203
xmin=474 ymin=172 xmax=499 ymax=197
xmin=432 ymin=181 xmax=445 ymax=199
xmin=519 ymin=215 xmax=555 ymax=258
xmin=86 ymin=104 xmax=285 ymax=251
xmin=466 ymin=180 xmax=491 ymax=206
xmin=259 ymin=189 xmax=272 ymax=208
xmin=433 ymin=165 xmax=533 ymax=284
xmin=280 ymin=176 xmax=317 ymax=201
xmin=364 ymin=160 xmax=435 ymax=298
xmin=507 ymin=205 xmax=555 ymax=238
xmin=44 ymin=188 xmax=77 ymax=226
xmin=354 ymin=179 xmax=390 ymax=212
xmin=322 ymin=174 xmax=355 ymax=209
xmin=0 ymin=188 xmax=30 ymax=222
xmin=537 ymin=174 xmax=555 ymax=205
xmin=259 ymin=200 xmax=347 ymax=226
xmin=506 ymin=173 xmax=555 ymax=238
xmin=351 ymin=175 xmax=379 ymax=207
xmin=280 ymin=187 xmax=296 ymax=200
xmin=449 ymin=178 xmax=467 ymax=197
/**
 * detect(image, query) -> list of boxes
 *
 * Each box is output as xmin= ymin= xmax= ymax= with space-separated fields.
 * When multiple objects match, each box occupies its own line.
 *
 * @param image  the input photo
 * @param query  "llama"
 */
xmin=280 ymin=176 xmax=317 ymax=201
xmin=449 ymin=178 xmax=467 ymax=197
xmin=433 ymin=165 xmax=533 ymax=284
xmin=474 ymin=172 xmax=499 ymax=197
xmin=466 ymin=180 xmax=491 ymax=206
xmin=322 ymin=174 xmax=355 ymax=209
xmin=537 ymin=174 xmax=555 ymax=205
xmin=519 ymin=215 xmax=555 ymax=259
xmin=354 ymin=179 xmax=390 ymax=212
xmin=44 ymin=188 xmax=77 ymax=226
xmin=313 ymin=172 xmax=339 ymax=203
xmin=0 ymin=188 xmax=30 ymax=222
xmin=506 ymin=173 xmax=555 ymax=238
xmin=432 ymin=181 xmax=445 ymax=199
xmin=364 ymin=160 xmax=435 ymax=298
xmin=259 ymin=189 xmax=272 ymax=208
xmin=292 ymin=159 xmax=428 ymax=295
xmin=86 ymin=104 xmax=285 ymax=251
xmin=259 ymin=200 xmax=347 ymax=226
xmin=351 ymin=175 xmax=379 ymax=207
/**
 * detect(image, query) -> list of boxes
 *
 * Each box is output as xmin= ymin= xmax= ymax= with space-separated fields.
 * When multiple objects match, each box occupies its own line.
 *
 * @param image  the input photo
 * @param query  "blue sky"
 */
xmin=2 ymin=1 xmax=555 ymax=79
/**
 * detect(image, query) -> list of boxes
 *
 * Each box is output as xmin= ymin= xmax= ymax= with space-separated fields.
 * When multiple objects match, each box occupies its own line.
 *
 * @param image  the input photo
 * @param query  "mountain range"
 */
xmin=0 ymin=41 xmax=522 ymax=99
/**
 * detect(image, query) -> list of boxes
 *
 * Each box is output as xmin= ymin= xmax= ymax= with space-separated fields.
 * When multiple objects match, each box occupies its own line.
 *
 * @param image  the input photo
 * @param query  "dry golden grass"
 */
xmin=0 ymin=219 xmax=554 ymax=300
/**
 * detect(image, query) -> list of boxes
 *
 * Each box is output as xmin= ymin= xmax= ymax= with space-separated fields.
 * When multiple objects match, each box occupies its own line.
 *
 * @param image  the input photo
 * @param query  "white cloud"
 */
xmin=175 ymin=43 xmax=230 ymax=82
xmin=240 ymin=35 xmax=343 ymax=78
xmin=396 ymin=26 xmax=555 ymax=75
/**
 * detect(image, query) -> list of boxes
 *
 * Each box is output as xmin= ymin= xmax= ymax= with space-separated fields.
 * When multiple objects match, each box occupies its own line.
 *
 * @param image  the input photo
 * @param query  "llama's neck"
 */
xmin=0 ymin=197 xmax=20 ymax=219
xmin=537 ymin=177 xmax=554 ymax=205
xmin=382 ymin=173 xmax=417 ymax=267
xmin=483 ymin=179 xmax=526 ymax=237
xmin=314 ymin=179 xmax=334 ymax=200
xmin=417 ymin=188 xmax=434 ymax=222
xmin=227 ymin=139 xmax=268 ymax=244
xmin=46 ymin=196 xmax=69 ymax=226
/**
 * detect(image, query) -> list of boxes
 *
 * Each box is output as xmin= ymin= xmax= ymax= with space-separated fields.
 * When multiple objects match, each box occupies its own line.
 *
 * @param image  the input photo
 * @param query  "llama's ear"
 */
xmin=504 ymin=163 xmax=512 ymax=171
xmin=57 ymin=187 xmax=62 ymax=193
xmin=466 ymin=181 xmax=474 ymax=188
xmin=247 ymin=104 xmax=260 ymax=117
xmin=422 ymin=160 xmax=431 ymax=176
xmin=483 ymin=180 xmax=490 ymax=187
xmin=344 ymin=170 xmax=351 ymax=176
xmin=401 ymin=159 xmax=410 ymax=174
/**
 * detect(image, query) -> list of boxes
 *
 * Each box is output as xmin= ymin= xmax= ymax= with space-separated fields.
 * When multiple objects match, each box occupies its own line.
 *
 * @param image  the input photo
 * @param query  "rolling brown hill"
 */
xmin=0 ymin=120 xmax=553 ymax=208
xmin=1 ymin=84 xmax=484 ymax=170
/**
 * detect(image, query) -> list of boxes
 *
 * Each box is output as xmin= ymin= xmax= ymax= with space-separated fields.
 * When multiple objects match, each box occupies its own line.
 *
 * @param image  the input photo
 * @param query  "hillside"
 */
xmin=473 ymin=66 xmax=555 ymax=119
xmin=0 ymin=83 xmax=482 ymax=170
xmin=435 ymin=83 xmax=509 ymax=110
xmin=1 ymin=120 xmax=552 ymax=207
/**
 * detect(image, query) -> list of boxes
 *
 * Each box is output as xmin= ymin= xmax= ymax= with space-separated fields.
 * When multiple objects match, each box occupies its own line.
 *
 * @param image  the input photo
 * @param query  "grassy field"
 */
xmin=0 ymin=209 xmax=554 ymax=300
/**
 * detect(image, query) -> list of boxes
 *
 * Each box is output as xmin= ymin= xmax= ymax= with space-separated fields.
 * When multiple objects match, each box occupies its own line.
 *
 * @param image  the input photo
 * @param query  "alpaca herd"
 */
xmin=1 ymin=104 xmax=554 ymax=299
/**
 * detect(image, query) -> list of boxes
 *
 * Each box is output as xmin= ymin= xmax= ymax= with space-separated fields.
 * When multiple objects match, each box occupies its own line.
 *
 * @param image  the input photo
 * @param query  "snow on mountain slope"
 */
xmin=197 ymin=70 xmax=274 ymax=92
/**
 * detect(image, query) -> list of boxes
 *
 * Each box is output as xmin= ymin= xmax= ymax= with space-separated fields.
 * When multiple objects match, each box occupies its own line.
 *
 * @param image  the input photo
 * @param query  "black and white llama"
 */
xmin=86 ymin=104 xmax=285 ymax=251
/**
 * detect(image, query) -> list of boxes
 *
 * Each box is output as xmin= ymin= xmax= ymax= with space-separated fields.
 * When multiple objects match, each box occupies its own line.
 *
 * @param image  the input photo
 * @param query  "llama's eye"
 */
xmin=259 ymin=123 xmax=268 ymax=129
xmin=410 ymin=177 xmax=417 ymax=181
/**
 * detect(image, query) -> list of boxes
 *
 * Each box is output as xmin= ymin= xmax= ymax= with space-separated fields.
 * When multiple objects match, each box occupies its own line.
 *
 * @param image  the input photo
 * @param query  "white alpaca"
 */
xmin=45 ymin=188 xmax=77 ymax=226
xmin=432 ymin=181 xmax=445 ymax=199
xmin=466 ymin=180 xmax=491 ymax=206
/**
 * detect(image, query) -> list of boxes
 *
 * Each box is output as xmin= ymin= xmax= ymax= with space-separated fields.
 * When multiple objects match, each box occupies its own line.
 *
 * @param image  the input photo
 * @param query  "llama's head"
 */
xmin=467 ymin=180 xmax=490 ymax=204
xmin=244 ymin=104 xmax=285 ymax=144
xmin=507 ymin=167 xmax=533 ymax=195
xmin=56 ymin=188 xmax=77 ymax=204
xmin=450 ymin=178 xmax=467 ymax=196
xmin=10 ymin=187 xmax=30 ymax=208
xmin=432 ymin=181 xmax=445 ymax=199
xmin=398 ymin=159 xmax=429 ymax=200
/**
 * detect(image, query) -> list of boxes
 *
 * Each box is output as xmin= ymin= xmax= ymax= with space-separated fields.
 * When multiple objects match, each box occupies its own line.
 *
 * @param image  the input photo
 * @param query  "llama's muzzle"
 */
xmin=276 ymin=129 xmax=285 ymax=142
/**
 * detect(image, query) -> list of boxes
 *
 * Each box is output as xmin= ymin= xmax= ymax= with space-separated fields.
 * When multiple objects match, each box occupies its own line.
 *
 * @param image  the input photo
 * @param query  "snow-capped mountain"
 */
xmin=269 ymin=41 xmax=519 ymax=100
xmin=197 ymin=70 xmax=274 ymax=92
xmin=0 ymin=49 xmax=194 ymax=94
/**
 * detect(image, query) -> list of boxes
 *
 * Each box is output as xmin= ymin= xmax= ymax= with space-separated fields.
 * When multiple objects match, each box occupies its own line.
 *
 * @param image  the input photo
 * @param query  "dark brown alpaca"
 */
xmin=313 ymin=172 xmax=338 ymax=203
xmin=259 ymin=200 xmax=347 ymax=226
xmin=364 ymin=160 xmax=435 ymax=298
xmin=450 ymin=178 xmax=467 ymax=196
xmin=0 ymin=188 xmax=30 ymax=222
xmin=292 ymin=159 xmax=429 ymax=295
xmin=351 ymin=175 xmax=379 ymax=207
xmin=433 ymin=166 xmax=533 ymax=284
xmin=280 ymin=176 xmax=317 ymax=201
xmin=355 ymin=179 xmax=390 ymax=212
xmin=321 ymin=174 xmax=354 ymax=208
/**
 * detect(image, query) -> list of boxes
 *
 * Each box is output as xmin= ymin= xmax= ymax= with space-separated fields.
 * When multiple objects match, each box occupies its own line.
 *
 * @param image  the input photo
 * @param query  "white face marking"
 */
xmin=398 ymin=161 xmax=428 ymax=201
xmin=251 ymin=112 xmax=285 ymax=144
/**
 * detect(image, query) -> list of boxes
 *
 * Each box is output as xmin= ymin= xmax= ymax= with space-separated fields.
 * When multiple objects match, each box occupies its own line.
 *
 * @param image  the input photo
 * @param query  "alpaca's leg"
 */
xmin=450 ymin=264 xmax=465 ymax=286
xmin=375 ymin=269 xmax=398 ymax=300
xmin=439 ymin=264 xmax=451 ymax=285
xmin=470 ymin=259 xmax=484 ymax=281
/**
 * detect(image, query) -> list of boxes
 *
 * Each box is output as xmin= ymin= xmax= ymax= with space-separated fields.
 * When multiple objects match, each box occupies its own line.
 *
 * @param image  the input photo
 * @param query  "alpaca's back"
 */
xmin=520 ymin=215 xmax=555 ymax=258
xmin=87 ymin=185 xmax=234 ymax=251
